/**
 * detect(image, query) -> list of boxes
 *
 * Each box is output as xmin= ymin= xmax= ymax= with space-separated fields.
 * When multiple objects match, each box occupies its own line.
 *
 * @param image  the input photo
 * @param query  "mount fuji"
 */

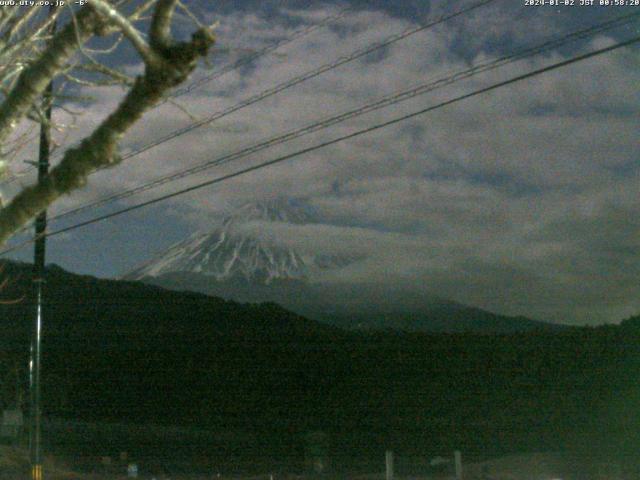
xmin=127 ymin=202 xmax=312 ymax=284
xmin=124 ymin=200 xmax=352 ymax=313
xmin=125 ymin=200 xmax=560 ymax=333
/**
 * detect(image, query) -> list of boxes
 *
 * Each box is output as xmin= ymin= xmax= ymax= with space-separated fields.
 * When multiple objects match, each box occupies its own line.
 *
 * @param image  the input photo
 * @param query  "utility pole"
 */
xmin=29 ymin=6 xmax=56 ymax=480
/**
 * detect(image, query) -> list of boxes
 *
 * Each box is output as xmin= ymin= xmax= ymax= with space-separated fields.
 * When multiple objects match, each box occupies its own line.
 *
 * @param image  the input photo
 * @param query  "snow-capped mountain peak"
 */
xmin=125 ymin=200 xmax=344 ymax=284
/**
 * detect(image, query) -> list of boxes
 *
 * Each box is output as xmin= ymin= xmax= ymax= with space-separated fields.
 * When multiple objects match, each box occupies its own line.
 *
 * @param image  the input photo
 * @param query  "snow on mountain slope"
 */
xmin=123 ymin=201 xmax=561 ymax=334
xmin=125 ymin=200 xmax=349 ymax=284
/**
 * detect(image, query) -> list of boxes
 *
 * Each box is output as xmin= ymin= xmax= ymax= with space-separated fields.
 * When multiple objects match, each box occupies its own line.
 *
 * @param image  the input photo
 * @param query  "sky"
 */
xmin=1 ymin=0 xmax=639 ymax=325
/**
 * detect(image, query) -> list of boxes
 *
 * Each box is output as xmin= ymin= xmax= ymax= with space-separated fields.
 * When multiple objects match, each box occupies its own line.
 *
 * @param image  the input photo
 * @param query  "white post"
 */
xmin=454 ymin=450 xmax=463 ymax=480
xmin=385 ymin=450 xmax=394 ymax=480
xmin=127 ymin=463 xmax=138 ymax=478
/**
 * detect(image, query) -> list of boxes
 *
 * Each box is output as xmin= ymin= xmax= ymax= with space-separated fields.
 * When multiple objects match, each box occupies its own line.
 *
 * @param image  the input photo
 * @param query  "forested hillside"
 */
xmin=1 ymin=261 xmax=638 ymax=471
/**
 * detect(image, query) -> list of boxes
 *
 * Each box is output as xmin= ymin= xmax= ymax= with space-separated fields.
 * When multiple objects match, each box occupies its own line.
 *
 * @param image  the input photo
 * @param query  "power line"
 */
xmin=172 ymin=0 xmax=496 ymax=100
xmin=87 ymin=0 xmax=497 ymax=172
xmin=45 ymin=11 xmax=640 ymax=224
xmin=1 ymin=0 xmax=496 ymax=188
xmin=170 ymin=5 xmax=354 ymax=98
xmin=0 ymin=4 xmax=355 ymax=187
xmin=1 ymin=33 xmax=636 ymax=257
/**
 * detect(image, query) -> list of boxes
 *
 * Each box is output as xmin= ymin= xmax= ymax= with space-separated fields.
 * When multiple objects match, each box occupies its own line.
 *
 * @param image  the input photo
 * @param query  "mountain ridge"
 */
xmin=125 ymin=200 xmax=563 ymax=334
xmin=125 ymin=199 xmax=353 ymax=285
xmin=0 ymin=259 xmax=635 ymax=470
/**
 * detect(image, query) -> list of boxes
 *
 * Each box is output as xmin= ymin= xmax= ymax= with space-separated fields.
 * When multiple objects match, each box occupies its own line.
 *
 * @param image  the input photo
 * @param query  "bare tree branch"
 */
xmin=0 ymin=264 xmax=24 ymax=304
xmin=88 ymin=0 xmax=159 ymax=65
xmin=72 ymin=63 xmax=135 ymax=86
xmin=0 ymin=6 xmax=104 ymax=146
xmin=0 ymin=2 xmax=216 ymax=244
xmin=150 ymin=0 xmax=178 ymax=51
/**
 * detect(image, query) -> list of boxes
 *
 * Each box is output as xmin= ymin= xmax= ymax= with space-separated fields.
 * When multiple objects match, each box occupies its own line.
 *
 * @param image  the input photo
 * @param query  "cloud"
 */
xmin=4 ymin=1 xmax=637 ymax=325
